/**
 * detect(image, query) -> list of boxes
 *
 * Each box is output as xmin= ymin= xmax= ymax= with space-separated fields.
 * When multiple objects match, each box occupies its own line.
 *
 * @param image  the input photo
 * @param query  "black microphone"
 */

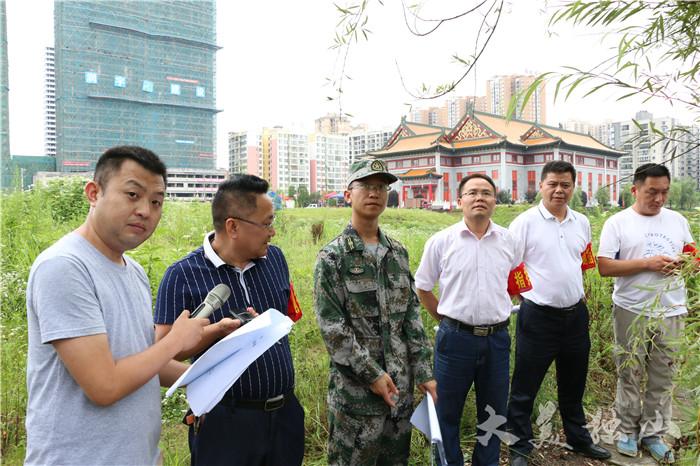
xmin=189 ymin=284 xmax=231 ymax=319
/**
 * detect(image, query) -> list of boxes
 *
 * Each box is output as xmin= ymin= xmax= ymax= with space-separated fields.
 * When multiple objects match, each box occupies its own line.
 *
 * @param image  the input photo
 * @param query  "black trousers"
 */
xmin=189 ymin=393 xmax=305 ymax=466
xmin=507 ymin=299 xmax=593 ymax=456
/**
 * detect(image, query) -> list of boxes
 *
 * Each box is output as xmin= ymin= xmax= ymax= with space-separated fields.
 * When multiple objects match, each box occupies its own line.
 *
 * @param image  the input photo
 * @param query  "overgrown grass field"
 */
xmin=1 ymin=183 xmax=698 ymax=464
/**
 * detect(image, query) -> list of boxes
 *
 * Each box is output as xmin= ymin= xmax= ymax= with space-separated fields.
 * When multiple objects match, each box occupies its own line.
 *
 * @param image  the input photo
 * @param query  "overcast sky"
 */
xmin=5 ymin=0 xmax=697 ymax=167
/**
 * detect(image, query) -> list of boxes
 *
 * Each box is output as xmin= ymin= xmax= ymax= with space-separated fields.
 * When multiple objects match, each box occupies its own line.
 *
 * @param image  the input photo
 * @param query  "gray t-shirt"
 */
xmin=25 ymin=233 xmax=161 ymax=465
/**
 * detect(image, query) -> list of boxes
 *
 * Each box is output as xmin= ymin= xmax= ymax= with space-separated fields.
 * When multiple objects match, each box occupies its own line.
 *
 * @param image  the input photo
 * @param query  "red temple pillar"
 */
xmin=428 ymin=183 xmax=433 ymax=202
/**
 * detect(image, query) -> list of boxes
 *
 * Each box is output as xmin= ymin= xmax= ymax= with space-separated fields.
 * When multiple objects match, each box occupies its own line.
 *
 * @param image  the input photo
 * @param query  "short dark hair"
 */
xmin=212 ymin=174 xmax=269 ymax=231
xmin=633 ymin=163 xmax=670 ymax=184
xmin=458 ymin=173 xmax=497 ymax=196
xmin=541 ymin=160 xmax=575 ymax=182
xmin=94 ymin=146 xmax=167 ymax=187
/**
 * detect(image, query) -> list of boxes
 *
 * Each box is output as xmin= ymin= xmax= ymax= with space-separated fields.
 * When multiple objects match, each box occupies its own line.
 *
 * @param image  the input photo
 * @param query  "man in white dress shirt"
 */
xmin=598 ymin=163 xmax=692 ymax=463
xmin=415 ymin=173 xmax=531 ymax=466
xmin=506 ymin=161 xmax=611 ymax=466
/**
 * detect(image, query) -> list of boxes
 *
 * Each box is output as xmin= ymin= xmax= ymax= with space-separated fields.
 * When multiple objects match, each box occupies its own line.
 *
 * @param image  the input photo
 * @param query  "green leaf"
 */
xmin=616 ymin=91 xmax=638 ymax=101
xmin=583 ymin=81 xmax=615 ymax=98
xmin=565 ymin=76 xmax=587 ymax=100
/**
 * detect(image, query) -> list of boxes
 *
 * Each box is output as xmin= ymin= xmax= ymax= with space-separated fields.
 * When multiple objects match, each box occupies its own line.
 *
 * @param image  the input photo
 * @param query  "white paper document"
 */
xmin=166 ymin=309 xmax=293 ymax=416
xmin=410 ymin=395 xmax=447 ymax=466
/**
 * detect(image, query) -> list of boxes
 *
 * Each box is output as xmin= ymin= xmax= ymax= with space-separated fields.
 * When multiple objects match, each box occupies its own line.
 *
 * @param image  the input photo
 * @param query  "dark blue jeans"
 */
xmin=507 ymin=299 xmax=592 ymax=457
xmin=434 ymin=319 xmax=511 ymax=466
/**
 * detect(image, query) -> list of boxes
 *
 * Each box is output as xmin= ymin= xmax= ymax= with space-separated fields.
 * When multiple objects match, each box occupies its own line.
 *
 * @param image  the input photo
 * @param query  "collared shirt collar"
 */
xmin=202 ymin=231 xmax=263 ymax=271
xmin=459 ymin=219 xmax=496 ymax=239
xmin=537 ymin=201 xmax=574 ymax=223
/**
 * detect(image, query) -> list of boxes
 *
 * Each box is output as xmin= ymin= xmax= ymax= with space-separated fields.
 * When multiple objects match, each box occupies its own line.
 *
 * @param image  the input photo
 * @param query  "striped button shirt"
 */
xmin=154 ymin=232 xmax=295 ymax=400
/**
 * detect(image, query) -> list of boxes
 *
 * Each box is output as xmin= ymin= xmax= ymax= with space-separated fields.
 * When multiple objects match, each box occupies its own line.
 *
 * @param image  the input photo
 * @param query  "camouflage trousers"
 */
xmin=327 ymin=406 xmax=412 ymax=466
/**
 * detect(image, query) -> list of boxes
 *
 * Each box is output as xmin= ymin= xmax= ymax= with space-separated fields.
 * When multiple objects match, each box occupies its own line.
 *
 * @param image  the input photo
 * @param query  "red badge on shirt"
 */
xmin=581 ymin=242 xmax=596 ymax=271
xmin=287 ymin=282 xmax=302 ymax=322
xmin=507 ymin=262 xmax=533 ymax=295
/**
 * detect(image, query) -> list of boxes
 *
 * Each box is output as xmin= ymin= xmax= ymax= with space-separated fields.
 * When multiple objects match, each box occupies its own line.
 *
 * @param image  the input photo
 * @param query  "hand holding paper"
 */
xmin=166 ymin=309 xmax=293 ymax=416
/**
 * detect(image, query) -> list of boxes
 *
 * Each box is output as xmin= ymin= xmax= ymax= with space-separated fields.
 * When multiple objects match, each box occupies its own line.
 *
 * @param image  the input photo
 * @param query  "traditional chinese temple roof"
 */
xmin=397 ymin=168 xmax=443 ymax=180
xmin=371 ymin=111 xmax=623 ymax=157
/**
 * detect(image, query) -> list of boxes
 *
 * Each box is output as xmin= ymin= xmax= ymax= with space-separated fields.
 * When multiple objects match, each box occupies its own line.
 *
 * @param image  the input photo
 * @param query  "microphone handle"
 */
xmin=190 ymin=302 xmax=209 ymax=319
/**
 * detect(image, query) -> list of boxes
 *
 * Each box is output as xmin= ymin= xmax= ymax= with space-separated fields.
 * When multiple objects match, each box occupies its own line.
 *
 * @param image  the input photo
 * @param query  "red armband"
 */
xmin=682 ymin=243 xmax=700 ymax=263
xmin=581 ymin=242 xmax=596 ymax=271
xmin=682 ymin=242 xmax=698 ymax=256
xmin=287 ymin=281 xmax=303 ymax=322
xmin=507 ymin=262 xmax=533 ymax=295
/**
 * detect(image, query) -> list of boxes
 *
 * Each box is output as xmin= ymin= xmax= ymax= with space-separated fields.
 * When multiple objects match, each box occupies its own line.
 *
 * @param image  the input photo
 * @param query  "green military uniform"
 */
xmin=314 ymin=223 xmax=433 ymax=466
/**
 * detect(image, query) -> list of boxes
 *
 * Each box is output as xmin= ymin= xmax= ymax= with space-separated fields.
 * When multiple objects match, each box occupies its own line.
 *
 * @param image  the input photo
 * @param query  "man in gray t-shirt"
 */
xmin=24 ymin=147 xmax=229 ymax=465
xmin=26 ymin=233 xmax=162 ymax=465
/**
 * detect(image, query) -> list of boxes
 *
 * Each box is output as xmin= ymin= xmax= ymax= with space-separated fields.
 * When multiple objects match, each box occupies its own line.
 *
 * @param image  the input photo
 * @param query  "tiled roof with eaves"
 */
xmin=398 ymin=168 xmax=442 ymax=179
xmin=374 ymin=111 xmax=623 ymax=157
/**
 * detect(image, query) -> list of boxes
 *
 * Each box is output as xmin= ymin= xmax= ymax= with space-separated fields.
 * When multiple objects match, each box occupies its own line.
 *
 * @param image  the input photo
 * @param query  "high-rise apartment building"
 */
xmin=0 ymin=1 xmax=9 ymax=165
xmin=486 ymin=75 xmax=545 ymax=123
xmin=259 ymin=127 xmax=310 ymax=192
xmin=310 ymin=133 xmax=348 ymax=193
xmin=563 ymin=119 xmax=616 ymax=151
xmin=445 ymin=96 xmax=488 ymax=127
xmin=410 ymin=106 xmax=448 ymax=127
xmin=564 ymin=113 xmax=700 ymax=189
xmin=230 ymin=121 xmax=391 ymax=195
xmin=54 ymin=1 xmax=218 ymax=171
xmin=676 ymin=125 xmax=700 ymax=187
xmin=607 ymin=111 xmax=699 ymax=183
xmin=348 ymin=129 xmax=393 ymax=165
xmin=45 ymin=47 xmax=56 ymax=157
xmin=315 ymin=114 xmax=354 ymax=135
xmin=410 ymin=75 xmax=546 ymax=127
xmin=228 ymin=131 xmax=259 ymax=176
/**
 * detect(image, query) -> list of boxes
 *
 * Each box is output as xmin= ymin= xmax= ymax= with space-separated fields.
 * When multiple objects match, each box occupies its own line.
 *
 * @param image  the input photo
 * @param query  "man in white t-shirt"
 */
xmin=598 ymin=163 xmax=692 ymax=463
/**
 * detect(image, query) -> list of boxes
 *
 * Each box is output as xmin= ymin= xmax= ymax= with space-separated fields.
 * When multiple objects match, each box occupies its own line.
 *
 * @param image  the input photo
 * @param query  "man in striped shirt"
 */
xmin=154 ymin=175 xmax=303 ymax=466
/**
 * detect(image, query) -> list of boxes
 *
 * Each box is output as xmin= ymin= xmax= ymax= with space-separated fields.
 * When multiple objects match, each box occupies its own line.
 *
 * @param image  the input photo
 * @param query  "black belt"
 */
xmin=442 ymin=316 xmax=509 ymax=336
xmin=221 ymin=393 xmax=287 ymax=411
xmin=522 ymin=298 xmax=582 ymax=313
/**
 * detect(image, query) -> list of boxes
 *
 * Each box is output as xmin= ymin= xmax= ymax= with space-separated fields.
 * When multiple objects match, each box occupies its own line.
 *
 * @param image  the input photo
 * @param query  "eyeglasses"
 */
xmin=460 ymin=190 xmax=494 ymax=199
xmin=231 ymin=215 xmax=276 ymax=231
xmin=350 ymin=182 xmax=391 ymax=193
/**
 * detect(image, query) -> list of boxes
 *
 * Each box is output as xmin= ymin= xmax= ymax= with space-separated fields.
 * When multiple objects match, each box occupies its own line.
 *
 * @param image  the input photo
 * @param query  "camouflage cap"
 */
xmin=346 ymin=159 xmax=398 ymax=187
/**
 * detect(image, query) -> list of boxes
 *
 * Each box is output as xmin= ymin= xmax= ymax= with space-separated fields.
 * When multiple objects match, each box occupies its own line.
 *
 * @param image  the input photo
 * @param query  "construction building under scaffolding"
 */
xmin=54 ymin=0 xmax=219 ymax=172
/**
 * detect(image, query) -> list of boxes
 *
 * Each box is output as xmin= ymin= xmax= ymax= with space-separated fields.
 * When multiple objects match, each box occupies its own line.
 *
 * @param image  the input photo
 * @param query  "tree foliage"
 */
xmin=297 ymin=185 xmax=310 ymax=207
xmin=619 ymin=184 xmax=633 ymax=208
xmin=668 ymin=177 xmax=700 ymax=210
xmin=543 ymin=1 xmax=700 ymax=112
xmin=524 ymin=189 xmax=538 ymax=204
xmin=595 ymin=185 xmax=610 ymax=207
xmin=570 ymin=187 xmax=584 ymax=210
xmin=496 ymin=189 xmax=511 ymax=204
xmin=516 ymin=1 xmax=700 ymax=172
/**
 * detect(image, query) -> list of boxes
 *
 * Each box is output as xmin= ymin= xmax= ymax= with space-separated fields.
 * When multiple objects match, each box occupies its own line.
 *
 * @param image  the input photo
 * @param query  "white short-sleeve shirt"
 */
xmin=509 ymin=202 xmax=592 ymax=308
xmin=597 ymin=207 xmax=693 ymax=316
xmin=415 ymin=220 xmax=524 ymax=325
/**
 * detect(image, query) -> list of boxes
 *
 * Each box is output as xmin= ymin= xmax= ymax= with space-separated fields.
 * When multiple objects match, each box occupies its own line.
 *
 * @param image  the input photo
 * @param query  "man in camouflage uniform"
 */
xmin=314 ymin=159 xmax=437 ymax=466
